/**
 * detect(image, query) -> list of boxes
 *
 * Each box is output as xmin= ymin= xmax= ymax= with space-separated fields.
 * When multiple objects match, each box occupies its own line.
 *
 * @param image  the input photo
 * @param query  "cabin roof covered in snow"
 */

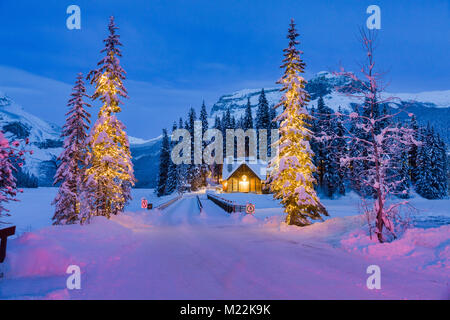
xmin=222 ymin=157 xmax=269 ymax=181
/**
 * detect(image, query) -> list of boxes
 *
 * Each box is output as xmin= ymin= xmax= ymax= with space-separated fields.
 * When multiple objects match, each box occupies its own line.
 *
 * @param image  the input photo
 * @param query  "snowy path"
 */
xmin=1 ymin=193 xmax=448 ymax=299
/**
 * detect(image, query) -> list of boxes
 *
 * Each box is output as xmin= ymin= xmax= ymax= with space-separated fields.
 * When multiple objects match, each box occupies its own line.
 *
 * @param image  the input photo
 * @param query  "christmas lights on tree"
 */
xmin=84 ymin=16 xmax=135 ymax=220
xmin=268 ymin=19 xmax=328 ymax=226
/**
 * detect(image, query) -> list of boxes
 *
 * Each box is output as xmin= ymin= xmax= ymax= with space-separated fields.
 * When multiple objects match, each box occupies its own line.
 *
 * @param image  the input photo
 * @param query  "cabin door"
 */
xmin=239 ymin=175 xmax=250 ymax=193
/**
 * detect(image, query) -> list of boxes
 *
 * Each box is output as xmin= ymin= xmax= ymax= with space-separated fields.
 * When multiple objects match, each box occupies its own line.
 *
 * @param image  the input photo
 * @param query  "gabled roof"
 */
xmin=222 ymin=157 xmax=269 ymax=181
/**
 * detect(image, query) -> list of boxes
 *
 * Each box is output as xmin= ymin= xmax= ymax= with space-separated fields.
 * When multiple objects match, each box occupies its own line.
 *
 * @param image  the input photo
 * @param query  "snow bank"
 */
xmin=2 ymin=191 xmax=448 ymax=299
xmin=7 ymin=230 xmax=79 ymax=278
xmin=341 ymin=225 xmax=450 ymax=272
xmin=4 ymin=213 xmax=142 ymax=280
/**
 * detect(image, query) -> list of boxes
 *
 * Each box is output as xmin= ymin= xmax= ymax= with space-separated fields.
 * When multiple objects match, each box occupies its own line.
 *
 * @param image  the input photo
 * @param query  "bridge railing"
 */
xmin=206 ymin=193 xmax=246 ymax=213
xmin=156 ymin=194 xmax=182 ymax=210
xmin=196 ymin=195 xmax=203 ymax=211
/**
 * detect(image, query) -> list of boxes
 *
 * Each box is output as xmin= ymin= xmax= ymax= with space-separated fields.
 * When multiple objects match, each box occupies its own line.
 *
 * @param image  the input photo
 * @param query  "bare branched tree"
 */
xmin=327 ymin=29 xmax=420 ymax=243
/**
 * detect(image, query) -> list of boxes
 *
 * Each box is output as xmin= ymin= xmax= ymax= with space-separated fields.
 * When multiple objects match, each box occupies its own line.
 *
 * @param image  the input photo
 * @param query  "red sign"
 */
xmin=141 ymin=198 xmax=148 ymax=209
xmin=246 ymin=203 xmax=255 ymax=214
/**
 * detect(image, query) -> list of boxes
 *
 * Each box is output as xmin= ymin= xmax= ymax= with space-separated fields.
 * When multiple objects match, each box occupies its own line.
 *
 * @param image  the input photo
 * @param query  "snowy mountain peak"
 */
xmin=0 ymin=91 xmax=63 ymax=186
xmin=209 ymin=71 xmax=449 ymax=145
xmin=209 ymin=71 xmax=359 ymax=118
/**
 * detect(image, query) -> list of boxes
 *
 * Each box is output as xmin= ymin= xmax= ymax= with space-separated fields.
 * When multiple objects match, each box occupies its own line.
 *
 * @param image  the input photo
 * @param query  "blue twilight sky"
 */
xmin=0 ymin=0 xmax=448 ymax=139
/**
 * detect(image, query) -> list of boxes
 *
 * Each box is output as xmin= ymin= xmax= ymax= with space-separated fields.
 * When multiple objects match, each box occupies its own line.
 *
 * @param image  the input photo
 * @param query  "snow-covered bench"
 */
xmin=0 ymin=226 xmax=15 ymax=263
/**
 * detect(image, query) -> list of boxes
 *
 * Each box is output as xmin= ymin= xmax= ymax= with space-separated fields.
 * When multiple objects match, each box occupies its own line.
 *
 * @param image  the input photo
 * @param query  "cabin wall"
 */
xmin=222 ymin=164 xmax=262 ymax=193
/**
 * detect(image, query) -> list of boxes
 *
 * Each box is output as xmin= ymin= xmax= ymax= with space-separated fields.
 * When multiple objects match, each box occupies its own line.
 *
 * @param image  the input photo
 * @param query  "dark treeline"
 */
xmin=158 ymin=91 xmax=448 ymax=199
xmin=156 ymin=89 xmax=278 ymax=196
xmin=310 ymin=98 xmax=448 ymax=200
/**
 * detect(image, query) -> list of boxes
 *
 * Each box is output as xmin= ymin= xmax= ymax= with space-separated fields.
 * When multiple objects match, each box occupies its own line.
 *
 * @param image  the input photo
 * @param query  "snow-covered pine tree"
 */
xmin=200 ymin=101 xmax=209 ymax=136
xmin=390 ymin=123 xmax=411 ymax=199
xmin=179 ymin=117 xmax=184 ymax=132
xmin=221 ymin=108 xmax=232 ymax=157
xmin=84 ymin=16 xmax=135 ymax=220
xmin=415 ymin=126 xmax=431 ymax=198
xmin=236 ymin=116 xmax=244 ymax=129
xmin=431 ymin=130 xmax=448 ymax=199
xmin=267 ymin=103 xmax=278 ymax=159
xmin=332 ymin=107 xmax=347 ymax=196
xmin=256 ymin=89 xmax=270 ymax=159
xmin=199 ymin=101 xmax=209 ymax=187
xmin=256 ymin=89 xmax=270 ymax=130
xmin=322 ymin=105 xmax=347 ymax=198
xmin=408 ymin=115 xmax=419 ymax=183
xmin=157 ymin=128 xmax=171 ymax=197
xmin=214 ymin=116 xmax=221 ymax=131
xmin=437 ymin=135 xmax=448 ymax=197
xmin=0 ymin=132 xmax=21 ymax=221
xmin=336 ymin=29 xmax=416 ymax=242
xmin=314 ymin=96 xmax=332 ymax=189
xmin=395 ymin=149 xmax=411 ymax=199
xmin=347 ymin=104 xmax=366 ymax=193
xmin=269 ymin=105 xmax=278 ymax=129
xmin=416 ymin=126 xmax=448 ymax=199
xmin=222 ymin=108 xmax=232 ymax=130
xmin=243 ymin=98 xmax=254 ymax=130
xmin=185 ymin=107 xmax=201 ymax=191
xmin=310 ymin=96 xmax=344 ymax=198
xmin=52 ymin=73 xmax=91 ymax=225
xmin=242 ymin=97 xmax=254 ymax=158
xmin=230 ymin=115 xmax=236 ymax=131
xmin=166 ymin=122 xmax=180 ymax=194
xmin=175 ymin=117 xmax=188 ymax=192
xmin=268 ymin=19 xmax=328 ymax=226
xmin=210 ymin=115 xmax=223 ymax=183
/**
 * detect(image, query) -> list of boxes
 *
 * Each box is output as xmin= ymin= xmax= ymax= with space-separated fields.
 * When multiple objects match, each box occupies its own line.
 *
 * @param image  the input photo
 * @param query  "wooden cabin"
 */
xmin=221 ymin=158 xmax=268 ymax=193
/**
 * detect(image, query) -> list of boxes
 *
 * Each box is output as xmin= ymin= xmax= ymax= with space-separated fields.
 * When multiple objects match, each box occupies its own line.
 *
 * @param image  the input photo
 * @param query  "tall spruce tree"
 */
xmin=390 ymin=122 xmax=411 ymax=198
xmin=84 ymin=16 xmax=135 ymax=220
xmin=256 ymin=88 xmax=270 ymax=130
xmin=166 ymin=122 xmax=178 ymax=194
xmin=408 ymin=115 xmax=419 ymax=183
xmin=157 ymin=128 xmax=171 ymax=196
xmin=199 ymin=101 xmax=208 ymax=136
xmin=415 ymin=126 xmax=434 ymax=198
xmin=175 ymin=117 xmax=188 ymax=192
xmin=242 ymin=97 xmax=254 ymax=157
xmin=256 ymin=89 xmax=270 ymax=159
xmin=199 ymin=101 xmax=209 ymax=187
xmin=310 ymin=96 xmax=344 ymax=198
xmin=221 ymin=108 xmax=232 ymax=157
xmin=430 ymin=130 xmax=447 ymax=198
xmin=315 ymin=96 xmax=333 ymax=188
xmin=416 ymin=127 xmax=448 ymax=199
xmin=52 ymin=73 xmax=91 ymax=225
xmin=243 ymin=98 xmax=254 ymax=130
xmin=211 ymin=115 xmax=223 ymax=182
xmin=268 ymin=19 xmax=328 ymax=226
xmin=186 ymin=107 xmax=202 ymax=190
xmin=332 ymin=106 xmax=346 ymax=196
xmin=437 ymin=135 xmax=448 ymax=197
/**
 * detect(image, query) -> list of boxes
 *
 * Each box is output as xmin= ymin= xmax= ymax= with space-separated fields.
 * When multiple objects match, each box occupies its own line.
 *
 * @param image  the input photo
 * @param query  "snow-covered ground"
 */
xmin=217 ymin=191 xmax=450 ymax=228
xmin=0 ymin=188 xmax=448 ymax=299
xmin=2 ymin=188 xmax=178 ymax=236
